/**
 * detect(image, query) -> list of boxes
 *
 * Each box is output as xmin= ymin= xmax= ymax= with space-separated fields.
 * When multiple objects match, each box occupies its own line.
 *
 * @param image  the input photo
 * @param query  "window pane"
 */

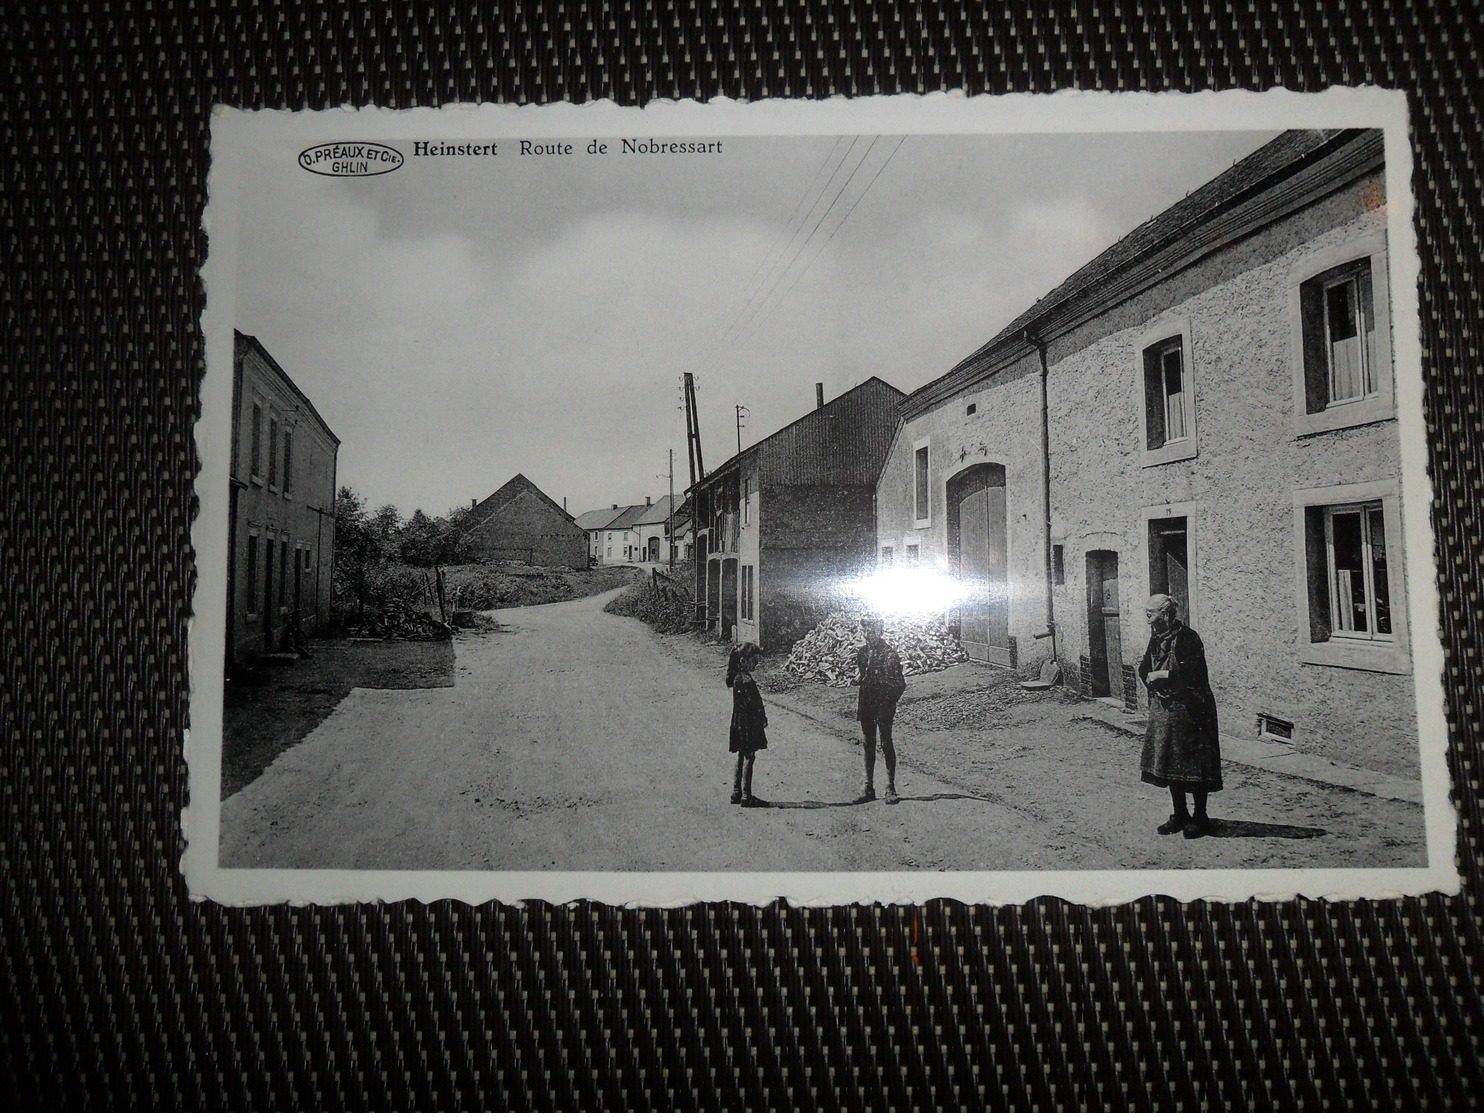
xmin=1330 ymin=509 xmax=1367 ymax=633
xmin=1326 ymin=279 xmax=1358 ymax=341
xmin=1326 ymin=278 xmax=1366 ymax=402
xmin=914 ymin=446 xmax=929 ymax=516
xmin=1162 ymin=346 xmax=1186 ymax=441
xmin=1369 ymin=506 xmax=1391 ymax=635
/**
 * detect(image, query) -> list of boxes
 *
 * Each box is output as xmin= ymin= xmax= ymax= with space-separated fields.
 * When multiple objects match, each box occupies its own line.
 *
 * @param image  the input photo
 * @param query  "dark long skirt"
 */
xmin=1140 ymin=689 xmax=1223 ymax=792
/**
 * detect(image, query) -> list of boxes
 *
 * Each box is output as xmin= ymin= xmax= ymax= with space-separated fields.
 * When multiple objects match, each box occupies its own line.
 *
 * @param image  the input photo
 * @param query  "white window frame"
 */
xmin=1294 ymin=479 xmax=1409 ymax=674
xmin=1290 ymin=233 xmax=1393 ymax=437
xmin=912 ymin=436 xmax=931 ymax=526
xmin=1134 ymin=318 xmax=1198 ymax=467
xmin=742 ymin=474 xmax=752 ymax=526
xmin=1140 ymin=501 xmax=1200 ymax=631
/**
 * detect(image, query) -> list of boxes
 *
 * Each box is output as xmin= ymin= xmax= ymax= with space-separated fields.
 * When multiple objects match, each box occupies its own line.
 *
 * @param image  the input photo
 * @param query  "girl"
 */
xmin=726 ymin=642 xmax=768 ymax=806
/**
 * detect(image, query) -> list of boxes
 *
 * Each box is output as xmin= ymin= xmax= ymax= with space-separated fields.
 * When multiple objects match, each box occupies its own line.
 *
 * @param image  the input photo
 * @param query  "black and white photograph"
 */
xmin=188 ymin=92 xmax=1453 ymax=905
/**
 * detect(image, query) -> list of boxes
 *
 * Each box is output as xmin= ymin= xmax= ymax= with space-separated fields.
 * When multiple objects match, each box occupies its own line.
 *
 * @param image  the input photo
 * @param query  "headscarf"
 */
xmin=1144 ymin=594 xmax=1178 ymax=620
xmin=1144 ymin=594 xmax=1182 ymax=665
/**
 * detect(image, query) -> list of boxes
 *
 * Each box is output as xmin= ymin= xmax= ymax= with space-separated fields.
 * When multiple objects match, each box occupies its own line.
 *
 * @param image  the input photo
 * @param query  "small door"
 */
xmin=1085 ymin=550 xmax=1123 ymax=699
xmin=706 ymin=559 xmax=721 ymax=626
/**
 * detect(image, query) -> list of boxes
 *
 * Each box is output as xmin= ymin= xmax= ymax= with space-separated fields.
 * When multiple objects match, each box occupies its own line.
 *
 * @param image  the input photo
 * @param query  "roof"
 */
xmin=574 ymin=507 xmax=623 ymax=531
xmin=632 ymin=495 xmax=678 ymax=526
xmin=692 ymin=376 xmax=904 ymax=492
xmin=470 ymin=473 xmax=576 ymax=526
xmin=234 ymin=331 xmax=341 ymax=445
xmin=592 ymin=503 xmax=649 ymax=531
xmin=902 ymin=128 xmax=1383 ymax=419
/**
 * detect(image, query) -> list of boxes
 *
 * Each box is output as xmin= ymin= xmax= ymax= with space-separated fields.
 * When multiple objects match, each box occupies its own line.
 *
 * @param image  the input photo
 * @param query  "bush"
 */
xmin=603 ymin=581 xmax=695 ymax=634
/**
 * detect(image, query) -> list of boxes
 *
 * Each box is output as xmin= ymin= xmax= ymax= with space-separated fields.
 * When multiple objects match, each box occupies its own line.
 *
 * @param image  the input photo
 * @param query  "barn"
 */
xmin=462 ymin=474 xmax=587 ymax=568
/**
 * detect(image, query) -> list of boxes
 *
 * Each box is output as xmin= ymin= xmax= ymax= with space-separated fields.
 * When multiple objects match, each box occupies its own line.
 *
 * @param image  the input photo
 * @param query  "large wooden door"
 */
xmin=948 ymin=464 xmax=1011 ymax=666
xmin=720 ymin=558 xmax=738 ymax=642
xmin=1085 ymin=550 xmax=1123 ymax=699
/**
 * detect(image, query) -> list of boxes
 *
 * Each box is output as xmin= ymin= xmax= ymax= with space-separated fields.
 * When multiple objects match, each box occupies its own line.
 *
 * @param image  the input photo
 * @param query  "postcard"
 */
xmin=188 ymin=90 xmax=1456 ymax=905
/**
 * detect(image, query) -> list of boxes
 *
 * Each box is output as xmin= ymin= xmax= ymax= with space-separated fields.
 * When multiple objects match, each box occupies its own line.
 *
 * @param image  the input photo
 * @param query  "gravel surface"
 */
xmin=217 ymin=591 xmax=1428 ymax=874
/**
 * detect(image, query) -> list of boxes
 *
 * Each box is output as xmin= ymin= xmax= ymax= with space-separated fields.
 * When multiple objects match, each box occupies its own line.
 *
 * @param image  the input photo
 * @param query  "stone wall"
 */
xmin=467 ymin=490 xmax=587 ymax=569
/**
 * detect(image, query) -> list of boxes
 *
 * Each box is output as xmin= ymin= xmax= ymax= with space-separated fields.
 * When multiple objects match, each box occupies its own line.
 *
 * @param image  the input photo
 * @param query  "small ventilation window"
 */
xmin=1256 ymin=713 xmax=1294 ymax=743
xmin=966 ymin=403 xmax=977 ymax=415
xmin=1052 ymin=544 xmax=1065 ymax=586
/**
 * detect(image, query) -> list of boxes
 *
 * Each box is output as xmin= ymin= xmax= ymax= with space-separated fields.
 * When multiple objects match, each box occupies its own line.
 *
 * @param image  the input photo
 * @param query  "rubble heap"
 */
xmin=785 ymin=611 xmax=967 ymax=686
xmin=344 ymin=599 xmax=454 ymax=641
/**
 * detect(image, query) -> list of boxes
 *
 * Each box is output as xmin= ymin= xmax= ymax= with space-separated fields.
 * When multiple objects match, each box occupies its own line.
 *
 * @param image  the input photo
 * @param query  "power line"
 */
xmin=695 ymin=137 xmax=868 ymax=379
xmin=707 ymin=136 xmax=906 ymax=379
xmin=701 ymin=136 xmax=879 ymax=381
xmin=690 ymin=136 xmax=852 ymax=375
xmin=731 ymin=135 xmax=908 ymax=352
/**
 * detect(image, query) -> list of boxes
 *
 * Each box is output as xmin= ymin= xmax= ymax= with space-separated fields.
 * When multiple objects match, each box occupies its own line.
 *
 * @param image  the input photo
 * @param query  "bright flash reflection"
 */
xmin=838 ymin=566 xmax=973 ymax=619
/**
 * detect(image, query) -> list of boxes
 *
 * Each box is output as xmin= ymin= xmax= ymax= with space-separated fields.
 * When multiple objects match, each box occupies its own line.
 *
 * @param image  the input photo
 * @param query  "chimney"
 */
xmin=563 ymin=497 xmax=567 ymax=511
xmin=646 ymin=496 xmax=652 ymax=507
xmin=471 ymin=498 xmax=476 ymax=509
xmin=815 ymin=382 xmax=825 ymax=410
xmin=612 ymin=503 xmax=618 ymax=509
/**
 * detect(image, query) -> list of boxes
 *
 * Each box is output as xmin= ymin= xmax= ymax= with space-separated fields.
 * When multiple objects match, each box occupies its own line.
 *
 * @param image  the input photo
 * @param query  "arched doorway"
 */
xmin=1084 ymin=549 xmax=1124 ymax=699
xmin=947 ymin=463 xmax=1012 ymax=666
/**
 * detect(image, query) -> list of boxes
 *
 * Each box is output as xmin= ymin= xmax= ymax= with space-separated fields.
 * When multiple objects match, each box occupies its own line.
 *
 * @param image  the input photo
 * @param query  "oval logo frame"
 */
xmin=298 ymin=142 xmax=404 ymax=177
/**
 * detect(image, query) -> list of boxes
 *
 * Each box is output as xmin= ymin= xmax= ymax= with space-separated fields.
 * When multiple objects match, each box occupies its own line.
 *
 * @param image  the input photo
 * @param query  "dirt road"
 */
xmin=220 ymin=589 xmax=1119 ymax=871
xmin=220 ymin=588 xmax=1426 ymax=873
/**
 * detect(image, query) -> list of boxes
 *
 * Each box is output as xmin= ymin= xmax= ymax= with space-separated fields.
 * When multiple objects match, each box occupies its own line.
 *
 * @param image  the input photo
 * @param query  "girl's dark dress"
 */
xmin=729 ymin=671 xmax=768 ymax=754
xmin=1138 ymin=620 xmax=1222 ymax=792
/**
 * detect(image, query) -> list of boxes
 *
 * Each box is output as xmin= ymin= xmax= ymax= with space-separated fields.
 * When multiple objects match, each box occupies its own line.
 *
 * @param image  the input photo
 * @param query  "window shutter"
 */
xmin=1300 ymin=281 xmax=1331 ymax=413
xmin=1143 ymin=346 xmax=1166 ymax=449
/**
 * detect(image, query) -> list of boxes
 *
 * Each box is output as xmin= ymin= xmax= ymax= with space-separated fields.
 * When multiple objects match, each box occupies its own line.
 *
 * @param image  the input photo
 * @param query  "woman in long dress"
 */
xmin=1138 ymin=594 xmax=1222 ymax=838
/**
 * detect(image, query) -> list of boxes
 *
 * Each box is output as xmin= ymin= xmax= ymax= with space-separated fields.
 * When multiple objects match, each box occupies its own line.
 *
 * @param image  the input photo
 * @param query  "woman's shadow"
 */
xmin=1202 ymin=817 xmax=1326 ymax=839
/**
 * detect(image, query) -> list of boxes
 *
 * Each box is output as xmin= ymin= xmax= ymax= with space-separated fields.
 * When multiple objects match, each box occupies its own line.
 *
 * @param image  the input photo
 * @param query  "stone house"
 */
xmin=463 ymin=474 xmax=587 ymax=568
xmin=691 ymin=378 xmax=904 ymax=650
xmin=876 ymin=129 xmax=1417 ymax=776
xmin=632 ymin=496 xmax=679 ymax=562
xmin=227 ymin=332 xmax=339 ymax=667
xmin=574 ymin=506 xmax=622 ymax=565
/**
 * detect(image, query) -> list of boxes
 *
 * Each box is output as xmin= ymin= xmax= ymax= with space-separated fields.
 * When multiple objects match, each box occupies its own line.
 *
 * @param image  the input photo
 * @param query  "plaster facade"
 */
xmin=878 ymin=149 xmax=1417 ymax=778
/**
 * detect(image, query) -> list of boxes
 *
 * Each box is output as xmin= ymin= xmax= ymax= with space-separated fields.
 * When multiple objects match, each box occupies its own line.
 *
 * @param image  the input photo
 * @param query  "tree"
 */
xmin=399 ymin=509 xmax=442 ymax=567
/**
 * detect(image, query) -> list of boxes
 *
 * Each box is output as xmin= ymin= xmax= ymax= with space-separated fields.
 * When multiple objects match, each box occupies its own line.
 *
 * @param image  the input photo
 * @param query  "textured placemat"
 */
xmin=3 ymin=2 xmax=1480 ymax=1108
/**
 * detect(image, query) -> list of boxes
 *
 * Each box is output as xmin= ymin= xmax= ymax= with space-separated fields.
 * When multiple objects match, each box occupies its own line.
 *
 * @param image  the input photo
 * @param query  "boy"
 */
xmin=852 ymin=615 xmax=906 ymax=804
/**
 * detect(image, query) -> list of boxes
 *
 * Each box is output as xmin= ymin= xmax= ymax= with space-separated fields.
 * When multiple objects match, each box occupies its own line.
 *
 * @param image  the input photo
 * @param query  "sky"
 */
xmin=230 ymin=126 xmax=1279 ymax=519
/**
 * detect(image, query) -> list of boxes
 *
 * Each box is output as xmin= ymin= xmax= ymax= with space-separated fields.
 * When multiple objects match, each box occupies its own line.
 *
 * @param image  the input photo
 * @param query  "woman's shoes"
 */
xmin=1182 ymin=816 xmax=1213 ymax=839
xmin=1157 ymin=813 xmax=1191 ymax=835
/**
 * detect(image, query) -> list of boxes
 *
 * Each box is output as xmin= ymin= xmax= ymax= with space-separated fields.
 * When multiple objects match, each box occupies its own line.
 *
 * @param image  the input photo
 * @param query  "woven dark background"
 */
xmin=3 ymin=0 xmax=1481 ymax=1109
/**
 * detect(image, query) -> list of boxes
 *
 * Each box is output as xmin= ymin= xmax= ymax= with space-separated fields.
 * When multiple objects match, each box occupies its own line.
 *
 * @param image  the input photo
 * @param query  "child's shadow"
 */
xmin=1204 ymin=817 xmax=1326 ymax=839
xmin=760 ymin=792 xmax=996 ymax=810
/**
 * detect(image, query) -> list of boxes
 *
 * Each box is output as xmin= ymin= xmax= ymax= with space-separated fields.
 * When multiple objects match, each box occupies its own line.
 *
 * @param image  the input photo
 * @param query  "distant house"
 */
xmin=877 ymin=129 xmax=1416 ymax=777
xmin=690 ymin=378 xmax=905 ymax=649
xmin=573 ymin=506 xmax=622 ymax=565
xmin=228 ymin=332 xmax=339 ymax=667
xmin=463 ymin=474 xmax=586 ymax=568
xmin=594 ymin=503 xmax=649 ymax=564
xmin=632 ymin=496 xmax=680 ymax=562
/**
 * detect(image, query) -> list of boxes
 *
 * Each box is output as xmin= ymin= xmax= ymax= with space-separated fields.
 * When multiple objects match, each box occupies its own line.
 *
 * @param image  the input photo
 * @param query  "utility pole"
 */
xmin=682 ymin=372 xmax=705 ymax=486
xmin=735 ymin=404 xmax=748 ymax=454
xmin=667 ymin=448 xmax=675 ymax=571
